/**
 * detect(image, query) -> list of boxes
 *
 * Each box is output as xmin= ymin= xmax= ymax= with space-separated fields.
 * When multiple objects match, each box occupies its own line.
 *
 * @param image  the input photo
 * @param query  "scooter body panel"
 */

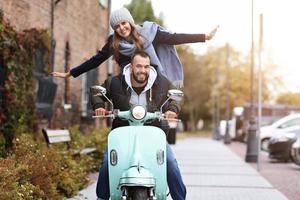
xmin=108 ymin=126 xmax=167 ymax=200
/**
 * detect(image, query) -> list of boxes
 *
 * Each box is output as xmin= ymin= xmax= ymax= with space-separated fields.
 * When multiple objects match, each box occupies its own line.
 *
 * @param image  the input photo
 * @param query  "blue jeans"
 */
xmin=96 ymin=144 xmax=186 ymax=200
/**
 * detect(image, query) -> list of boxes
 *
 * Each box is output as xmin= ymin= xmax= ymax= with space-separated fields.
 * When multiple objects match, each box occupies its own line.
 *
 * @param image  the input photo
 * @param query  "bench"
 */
xmin=42 ymin=128 xmax=97 ymax=156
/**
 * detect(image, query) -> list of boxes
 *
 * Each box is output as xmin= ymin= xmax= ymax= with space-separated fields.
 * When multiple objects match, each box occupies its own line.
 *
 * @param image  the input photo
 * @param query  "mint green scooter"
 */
xmin=91 ymin=86 xmax=183 ymax=200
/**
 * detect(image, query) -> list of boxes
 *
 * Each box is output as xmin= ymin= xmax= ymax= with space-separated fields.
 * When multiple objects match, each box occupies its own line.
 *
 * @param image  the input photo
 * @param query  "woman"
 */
xmin=51 ymin=7 xmax=218 ymax=87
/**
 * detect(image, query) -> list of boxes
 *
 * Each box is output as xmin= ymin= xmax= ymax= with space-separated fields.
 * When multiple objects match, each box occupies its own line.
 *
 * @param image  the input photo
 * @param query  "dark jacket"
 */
xmin=70 ymin=30 xmax=205 ymax=77
xmin=91 ymin=72 xmax=181 ymax=129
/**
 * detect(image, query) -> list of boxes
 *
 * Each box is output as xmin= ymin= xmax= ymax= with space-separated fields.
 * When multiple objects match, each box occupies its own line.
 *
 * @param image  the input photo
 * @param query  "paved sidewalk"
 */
xmin=69 ymin=137 xmax=288 ymax=200
xmin=174 ymin=137 xmax=288 ymax=200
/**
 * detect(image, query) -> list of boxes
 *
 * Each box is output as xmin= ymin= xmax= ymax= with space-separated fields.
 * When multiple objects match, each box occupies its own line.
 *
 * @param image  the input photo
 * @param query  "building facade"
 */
xmin=0 ymin=0 xmax=111 ymax=129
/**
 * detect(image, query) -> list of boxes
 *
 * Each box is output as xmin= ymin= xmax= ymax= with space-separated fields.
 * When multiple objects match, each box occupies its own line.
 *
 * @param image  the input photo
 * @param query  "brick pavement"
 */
xmin=227 ymin=140 xmax=300 ymax=200
xmin=173 ymin=137 xmax=288 ymax=200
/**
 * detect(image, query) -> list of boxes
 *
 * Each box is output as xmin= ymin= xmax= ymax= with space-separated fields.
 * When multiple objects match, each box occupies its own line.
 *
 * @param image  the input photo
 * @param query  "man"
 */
xmin=92 ymin=50 xmax=186 ymax=200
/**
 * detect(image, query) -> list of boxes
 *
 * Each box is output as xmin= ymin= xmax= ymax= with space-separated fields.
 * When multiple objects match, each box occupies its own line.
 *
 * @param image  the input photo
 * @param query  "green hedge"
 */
xmin=0 ymin=126 xmax=109 ymax=199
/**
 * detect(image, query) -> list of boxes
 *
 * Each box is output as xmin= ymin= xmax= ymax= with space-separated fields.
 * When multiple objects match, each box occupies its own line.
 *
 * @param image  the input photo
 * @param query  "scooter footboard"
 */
xmin=108 ymin=126 xmax=167 ymax=200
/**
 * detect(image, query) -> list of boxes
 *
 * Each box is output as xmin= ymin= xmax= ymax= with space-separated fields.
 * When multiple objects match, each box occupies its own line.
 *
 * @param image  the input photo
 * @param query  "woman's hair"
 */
xmin=111 ymin=23 xmax=144 ymax=61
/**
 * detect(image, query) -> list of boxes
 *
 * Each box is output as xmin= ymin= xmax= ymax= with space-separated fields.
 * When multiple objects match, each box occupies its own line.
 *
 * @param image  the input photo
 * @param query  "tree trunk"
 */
xmin=189 ymin=109 xmax=196 ymax=132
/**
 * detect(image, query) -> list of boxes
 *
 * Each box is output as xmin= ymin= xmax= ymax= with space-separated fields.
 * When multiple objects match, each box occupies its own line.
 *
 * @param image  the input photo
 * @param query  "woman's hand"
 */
xmin=206 ymin=25 xmax=219 ymax=40
xmin=51 ymin=71 xmax=71 ymax=78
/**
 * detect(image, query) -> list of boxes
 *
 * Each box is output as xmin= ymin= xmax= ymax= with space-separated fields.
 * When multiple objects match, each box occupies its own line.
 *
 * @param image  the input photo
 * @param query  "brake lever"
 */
xmin=160 ymin=113 xmax=181 ymax=122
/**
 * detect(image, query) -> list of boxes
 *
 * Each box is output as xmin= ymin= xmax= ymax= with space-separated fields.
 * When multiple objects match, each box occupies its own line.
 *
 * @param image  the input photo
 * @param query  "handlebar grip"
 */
xmin=160 ymin=113 xmax=181 ymax=122
xmin=92 ymin=113 xmax=114 ymax=118
xmin=105 ymin=110 xmax=111 ymax=115
xmin=165 ymin=118 xmax=181 ymax=122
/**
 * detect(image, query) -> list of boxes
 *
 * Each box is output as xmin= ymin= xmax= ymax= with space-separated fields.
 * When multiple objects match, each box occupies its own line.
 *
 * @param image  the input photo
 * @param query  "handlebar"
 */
xmin=160 ymin=113 xmax=181 ymax=122
xmin=92 ymin=114 xmax=115 ymax=119
xmin=92 ymin=110 xmax=180 ymax=123
xmin=162 ymin=118 xmax=181 ymax=122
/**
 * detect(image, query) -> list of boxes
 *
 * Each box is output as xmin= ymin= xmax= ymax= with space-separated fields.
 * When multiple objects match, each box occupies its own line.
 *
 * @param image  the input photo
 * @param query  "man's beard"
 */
xmin=132 ymin=72 xmax=149 ymax=84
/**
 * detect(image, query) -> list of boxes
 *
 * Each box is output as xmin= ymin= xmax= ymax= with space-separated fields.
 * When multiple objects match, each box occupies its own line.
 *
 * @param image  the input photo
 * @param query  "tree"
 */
xmin=177 ymin=45 xmax=213 ymax=131
xmin=177 ymin=44 xmax=279 ymax=131
xmin=276 ymin=92 xmax=300 ymax=106
xmin=204 ymin=45 xmax=275 ymax=120
xmin=126 ymin=0 xmax=164 ymax=26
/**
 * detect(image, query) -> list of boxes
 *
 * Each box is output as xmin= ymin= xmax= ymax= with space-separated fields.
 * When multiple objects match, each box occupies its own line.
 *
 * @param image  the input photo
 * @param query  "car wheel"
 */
xmin=261 ymin=138 xmax=270 ymax=151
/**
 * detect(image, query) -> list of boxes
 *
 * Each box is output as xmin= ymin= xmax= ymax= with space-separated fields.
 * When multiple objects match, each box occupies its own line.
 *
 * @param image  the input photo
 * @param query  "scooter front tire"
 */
xmin=130 ymin=186 xmax=148 ymax=200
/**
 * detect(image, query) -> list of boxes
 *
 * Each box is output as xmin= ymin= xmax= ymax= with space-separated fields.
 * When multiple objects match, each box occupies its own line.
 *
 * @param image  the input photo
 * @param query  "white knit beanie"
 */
xmin=110 ymin=7 xmax=135 ymax=29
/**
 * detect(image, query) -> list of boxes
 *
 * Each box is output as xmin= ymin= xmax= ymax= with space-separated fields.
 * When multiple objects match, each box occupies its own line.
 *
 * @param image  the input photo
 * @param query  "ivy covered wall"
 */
xmin=0 ymin=12 xmax=50 ymax=151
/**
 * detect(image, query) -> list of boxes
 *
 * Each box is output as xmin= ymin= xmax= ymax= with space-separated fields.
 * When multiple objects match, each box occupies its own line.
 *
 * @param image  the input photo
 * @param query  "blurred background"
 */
xmin=1 ymin=0 xmax=300 ymax=151
xmin=2 ymin=1 xmax=300 ymax=198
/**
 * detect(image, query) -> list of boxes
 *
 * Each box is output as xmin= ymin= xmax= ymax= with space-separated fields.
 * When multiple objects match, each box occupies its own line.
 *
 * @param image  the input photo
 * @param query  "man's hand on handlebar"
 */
xmin=95 ymin=108 xmax=107 ymax=116
xmin=164 ymin=111 xmax=177 ymax=120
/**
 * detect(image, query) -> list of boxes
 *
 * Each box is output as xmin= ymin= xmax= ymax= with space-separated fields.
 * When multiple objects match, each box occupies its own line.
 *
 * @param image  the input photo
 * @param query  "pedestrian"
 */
xmin=51 ymin=7 xmax=218 ymax=87
xmin=92 ymin=50 xmax=186 ymax=200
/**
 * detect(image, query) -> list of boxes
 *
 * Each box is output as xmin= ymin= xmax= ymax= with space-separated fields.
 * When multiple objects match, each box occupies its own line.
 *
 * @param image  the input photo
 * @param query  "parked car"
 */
xmin=260 ymin=113 xmax=300 ymax=151
xmin=268 ymin=126 xmax=300 ymax=162
xmin=290 ymin=137 xmax=300 ymax=166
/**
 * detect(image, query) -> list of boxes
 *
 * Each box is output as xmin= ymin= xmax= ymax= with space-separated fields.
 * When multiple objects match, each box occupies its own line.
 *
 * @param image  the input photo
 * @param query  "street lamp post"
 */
xmin=224 ymin=43 xmax=231 ymax=144
xmin=257 ymin=13 xmax=264 ymax=171
xmin=213 ymin=65 xmax=221 ymax=140
xmin=245 ymin=0 xmax=258 ymax=162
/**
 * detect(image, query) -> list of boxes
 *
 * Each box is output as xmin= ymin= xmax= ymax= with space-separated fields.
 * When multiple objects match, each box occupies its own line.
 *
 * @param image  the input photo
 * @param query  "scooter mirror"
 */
xmin=90 ymin=85 xmax=107 ymax=96
xmin=168 ymin=89 xmax=184 ymax=102
xmin=160 ymin=89 xmax=184 ymax=114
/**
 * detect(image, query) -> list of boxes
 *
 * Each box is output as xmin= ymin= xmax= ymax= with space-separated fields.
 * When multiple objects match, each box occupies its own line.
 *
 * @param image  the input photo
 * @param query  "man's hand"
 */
xmin=95 ymin=108 xmax=107 ymax=116
xmin=51 ymin=71 xmax=71 ymax=78
xmin=205 ymin=25 xmax=219 ymax=40
xmin=164 ymin=110 xmax=178 ymax=120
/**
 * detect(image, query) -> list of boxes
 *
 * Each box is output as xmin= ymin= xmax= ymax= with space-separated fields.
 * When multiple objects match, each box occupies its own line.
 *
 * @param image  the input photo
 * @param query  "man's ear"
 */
xmin=130 ymin=64 xmax=133 ymax=73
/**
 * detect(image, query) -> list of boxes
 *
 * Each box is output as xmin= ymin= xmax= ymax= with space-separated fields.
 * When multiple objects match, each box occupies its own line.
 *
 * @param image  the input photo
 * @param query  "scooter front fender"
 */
xmin=119 ymin=166 xmax=155 ymax=187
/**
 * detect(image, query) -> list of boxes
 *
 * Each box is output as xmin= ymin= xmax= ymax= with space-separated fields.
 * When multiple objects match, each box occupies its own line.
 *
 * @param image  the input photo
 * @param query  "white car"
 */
xmin=259 ymin=113 xmax=300 ymax=151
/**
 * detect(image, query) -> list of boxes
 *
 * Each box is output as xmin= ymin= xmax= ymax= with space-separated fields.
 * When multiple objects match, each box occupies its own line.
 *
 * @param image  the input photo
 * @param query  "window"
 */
xmin=81 ymin=68 xmax=98 ymax=118
xmin=81 ymin=73 xmax=87 ymax=117
xmin=279 ymin=118 xmax=300 ymax=129
xmin=33 ymin=47 xmax=47 ymax=77
xmin=35 ymin=77 xmax=57 ymax=119
xmin=34 ymin=46 xmax=57 ymax=119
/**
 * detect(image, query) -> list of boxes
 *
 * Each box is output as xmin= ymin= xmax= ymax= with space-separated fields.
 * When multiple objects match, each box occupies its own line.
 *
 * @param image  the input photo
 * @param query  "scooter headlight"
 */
xmin=131 ymin=105 xmax=146 ymax=120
